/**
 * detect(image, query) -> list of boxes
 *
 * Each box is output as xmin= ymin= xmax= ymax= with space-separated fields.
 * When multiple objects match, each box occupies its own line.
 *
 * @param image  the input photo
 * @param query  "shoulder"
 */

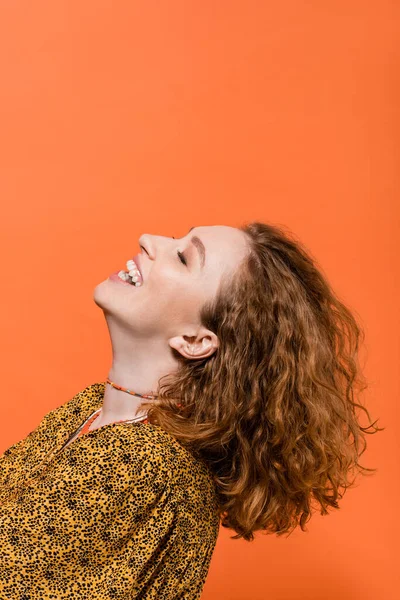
xmin=129 ymin=423 xmax=219 ymax=514
xmin=125 ymin=423 xmax=221 ymax=542
xmin=148 ymin=426 xmax=221 ymax=543
xmin=0 ymin=382 xmax=103 ymax=479
xmin=30 ymin=381 xmax=105 ymax=439
xmin=47 ymin=381 xmax=104 ymax=422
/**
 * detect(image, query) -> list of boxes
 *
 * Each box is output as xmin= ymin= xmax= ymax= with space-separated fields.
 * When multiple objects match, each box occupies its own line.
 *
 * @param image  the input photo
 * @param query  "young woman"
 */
xmin=0 ymin=222 xmax=382 ymax=599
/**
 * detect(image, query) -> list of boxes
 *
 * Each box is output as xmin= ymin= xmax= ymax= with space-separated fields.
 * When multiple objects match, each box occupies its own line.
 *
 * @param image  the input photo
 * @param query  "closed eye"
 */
xmin=177 ymin=251 xmax=187 ymax=266
xmin=172 ymin=238 xmax=188 ymax=266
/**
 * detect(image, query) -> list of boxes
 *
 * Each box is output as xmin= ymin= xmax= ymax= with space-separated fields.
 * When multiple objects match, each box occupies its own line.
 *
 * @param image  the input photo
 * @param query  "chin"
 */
xmin=93 ymin=279 xmax=138 ymax=316
xmin=92 ymin=279 xmax=112 ymax=309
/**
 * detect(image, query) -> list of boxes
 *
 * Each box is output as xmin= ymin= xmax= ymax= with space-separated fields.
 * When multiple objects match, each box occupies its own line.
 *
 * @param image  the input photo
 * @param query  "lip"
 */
xmin=132 ymin=254 xmax=144 ymax=283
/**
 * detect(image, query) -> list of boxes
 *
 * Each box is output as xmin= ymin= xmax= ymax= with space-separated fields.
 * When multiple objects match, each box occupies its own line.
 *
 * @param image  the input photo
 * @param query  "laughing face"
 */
xmin=93 ymin=225 xmax=250 ymax=358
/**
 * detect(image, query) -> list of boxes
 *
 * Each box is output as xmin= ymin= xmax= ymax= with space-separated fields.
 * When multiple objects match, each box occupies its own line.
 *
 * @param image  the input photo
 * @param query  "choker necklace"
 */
xmin=106 ymin=378 xmax=158 ymax=399
xmin=105 ymin=379 xmax=182 ymax=414
xmin=104 ymin=377 xmax=158 ymax=425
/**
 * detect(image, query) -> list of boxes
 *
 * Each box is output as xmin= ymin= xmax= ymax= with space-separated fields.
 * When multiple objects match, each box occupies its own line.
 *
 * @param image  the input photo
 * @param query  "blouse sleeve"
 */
xmin=37 ymin=431 xmax=218 ymax=599
xmin=78 ymin=437 xmax=219 ymax=600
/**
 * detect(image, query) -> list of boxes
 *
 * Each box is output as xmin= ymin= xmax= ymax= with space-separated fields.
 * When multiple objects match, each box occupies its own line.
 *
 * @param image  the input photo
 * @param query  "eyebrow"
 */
xmin=187 ymin=226 xmax=206 ymax=268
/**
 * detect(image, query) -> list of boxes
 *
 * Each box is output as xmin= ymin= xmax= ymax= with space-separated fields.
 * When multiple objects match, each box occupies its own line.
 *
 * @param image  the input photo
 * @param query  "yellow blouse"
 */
xmin=0 ymin=382 xmax=220 ymax=599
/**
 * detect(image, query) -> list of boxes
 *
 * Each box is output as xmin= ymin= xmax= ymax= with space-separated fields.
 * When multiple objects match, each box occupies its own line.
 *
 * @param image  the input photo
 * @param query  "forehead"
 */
xmin=193 ymin=225 xmax=249 ymax=273
xmin=193 ymin=224 xmax=247 ymax=247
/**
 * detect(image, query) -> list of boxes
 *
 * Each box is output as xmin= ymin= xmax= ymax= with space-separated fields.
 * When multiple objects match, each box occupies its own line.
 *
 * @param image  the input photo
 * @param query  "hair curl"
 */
xmin=140 ymin=221 xmax=384 ymax=542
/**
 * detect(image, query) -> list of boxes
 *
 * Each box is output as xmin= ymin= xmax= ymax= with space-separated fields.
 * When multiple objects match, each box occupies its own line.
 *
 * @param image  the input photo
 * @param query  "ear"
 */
xmin=168 ymin=327 xmax=220 ymax=360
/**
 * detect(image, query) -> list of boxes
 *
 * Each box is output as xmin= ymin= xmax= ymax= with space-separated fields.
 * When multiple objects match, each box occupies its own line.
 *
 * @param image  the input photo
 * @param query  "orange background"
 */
xmin=0 ymin=1 xmax=398 ymax=599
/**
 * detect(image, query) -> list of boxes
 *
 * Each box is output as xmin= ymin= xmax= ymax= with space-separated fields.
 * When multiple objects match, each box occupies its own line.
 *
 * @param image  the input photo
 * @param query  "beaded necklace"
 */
xmin=80 ymin=377 xmax=156 ymax=432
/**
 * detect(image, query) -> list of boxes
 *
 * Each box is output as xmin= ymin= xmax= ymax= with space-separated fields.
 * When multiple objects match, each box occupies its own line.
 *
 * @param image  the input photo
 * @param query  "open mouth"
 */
xmin=118 ymin=258 xmax=143 ymax=286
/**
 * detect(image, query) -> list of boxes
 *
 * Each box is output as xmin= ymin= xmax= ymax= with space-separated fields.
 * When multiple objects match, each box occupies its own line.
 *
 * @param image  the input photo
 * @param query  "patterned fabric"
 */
xmin=0 ymin=382 xmax=220 ymax=599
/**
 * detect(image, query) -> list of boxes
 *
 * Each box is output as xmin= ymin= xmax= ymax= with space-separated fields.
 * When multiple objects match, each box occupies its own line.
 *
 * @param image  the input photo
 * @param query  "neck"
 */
xmin=99 ymin=315 xmax=179 ymax=424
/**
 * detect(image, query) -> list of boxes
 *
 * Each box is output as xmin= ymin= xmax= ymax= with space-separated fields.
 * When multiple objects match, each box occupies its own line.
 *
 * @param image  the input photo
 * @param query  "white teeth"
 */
xmin=125 ymin=258 xmax=143 ymax=284
xmin=119 ymin=258 xmax=143 ymax=286
xmin=118 ymin=270 xmax=130 ymax=281
xmin=126 ymin=260 xmax=139 ymax=272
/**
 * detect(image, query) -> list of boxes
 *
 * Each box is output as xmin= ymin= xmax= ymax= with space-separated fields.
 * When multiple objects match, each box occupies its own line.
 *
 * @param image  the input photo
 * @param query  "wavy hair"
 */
xmin=140 ymin=221 xmax=384 ymax=542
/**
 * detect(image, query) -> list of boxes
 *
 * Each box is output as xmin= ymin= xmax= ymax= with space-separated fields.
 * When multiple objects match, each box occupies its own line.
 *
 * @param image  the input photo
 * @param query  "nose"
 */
xmin=138 ymin=234 xmax=155 ymax=259
xmin=139 ymin=233 xmax=177 ymax=261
